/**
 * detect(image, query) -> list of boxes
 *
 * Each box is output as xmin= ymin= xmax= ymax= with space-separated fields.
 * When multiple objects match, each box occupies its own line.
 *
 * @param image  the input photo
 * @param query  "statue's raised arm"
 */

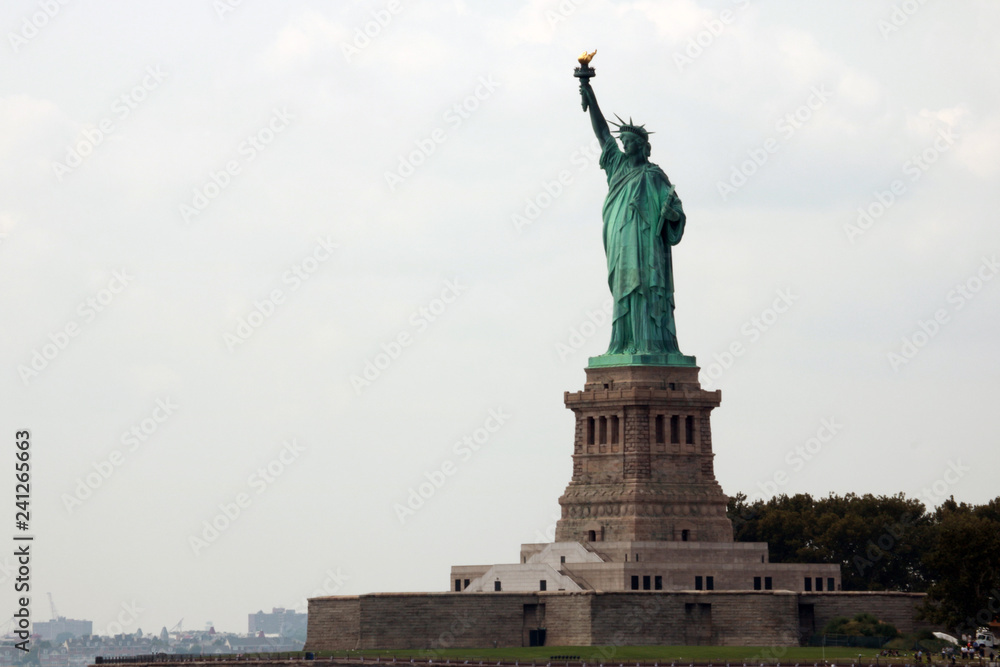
xmin=580 ymin=81 xmax=612 ymax=148
xmin=574 ymin=50 xmax=612 ymax=148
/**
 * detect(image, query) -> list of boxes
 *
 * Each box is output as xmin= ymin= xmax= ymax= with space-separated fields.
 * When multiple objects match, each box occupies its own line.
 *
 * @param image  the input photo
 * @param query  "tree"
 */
xmin=814 ymin=493 xmax=931 ymax=591
xmin=920 ymin=501 xmax=1000 ymax=633
xmin=727 ymin=492 xmax=932 ymax=591
xmin=728 ymin=491 xmax=1000 ymax=616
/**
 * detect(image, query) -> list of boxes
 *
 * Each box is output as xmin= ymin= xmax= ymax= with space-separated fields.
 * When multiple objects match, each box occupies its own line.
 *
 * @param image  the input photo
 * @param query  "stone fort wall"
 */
xmin=306 ymin=590 xmax=932 ymax=650
xmin=802 ymin=592 xmax=934 ymax=635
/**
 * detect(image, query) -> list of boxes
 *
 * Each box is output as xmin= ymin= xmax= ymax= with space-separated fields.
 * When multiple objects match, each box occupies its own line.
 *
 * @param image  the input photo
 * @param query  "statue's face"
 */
xmin=622 ymin=133 xmax=645 ymax=158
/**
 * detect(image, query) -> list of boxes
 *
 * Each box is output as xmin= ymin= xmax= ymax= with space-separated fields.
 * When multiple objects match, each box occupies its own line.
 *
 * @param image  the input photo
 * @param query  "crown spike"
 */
xmin=610 ymin=115 xmax=652 ymax=141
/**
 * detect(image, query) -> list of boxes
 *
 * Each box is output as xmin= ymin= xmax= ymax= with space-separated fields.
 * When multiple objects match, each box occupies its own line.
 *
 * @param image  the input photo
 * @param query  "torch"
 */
xmin=574 ymin=49 xmax=597 ymax=111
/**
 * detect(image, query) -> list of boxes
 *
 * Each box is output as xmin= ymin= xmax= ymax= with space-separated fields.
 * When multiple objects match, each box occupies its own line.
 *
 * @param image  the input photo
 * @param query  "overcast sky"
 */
xmin=2 ymin=0 xmax=999 ymax=637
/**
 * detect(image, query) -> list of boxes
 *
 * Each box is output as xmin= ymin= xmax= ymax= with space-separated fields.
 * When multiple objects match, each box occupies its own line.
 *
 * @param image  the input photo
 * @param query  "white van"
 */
xmin=976 ymin=627 xmax=997 ymax=649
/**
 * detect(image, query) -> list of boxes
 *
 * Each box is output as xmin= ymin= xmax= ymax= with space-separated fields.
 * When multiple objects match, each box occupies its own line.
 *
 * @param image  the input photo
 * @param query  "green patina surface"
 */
xmin=578 ymin=62 xmax=694 ymax=369
xmin=588 ymin=352 xmax=697 ymax=368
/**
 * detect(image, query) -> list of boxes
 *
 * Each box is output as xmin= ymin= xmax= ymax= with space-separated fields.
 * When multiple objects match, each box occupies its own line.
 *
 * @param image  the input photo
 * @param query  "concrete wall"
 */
xmin=524 ymin=560 xmax=841 ymax=594
xmin=450 ymin=565 xmax=489 ymax=591
xmin=458 ymin=541 xmax=839 ymax=595
xmin=462 ymin=563 xmax=582 ymax=593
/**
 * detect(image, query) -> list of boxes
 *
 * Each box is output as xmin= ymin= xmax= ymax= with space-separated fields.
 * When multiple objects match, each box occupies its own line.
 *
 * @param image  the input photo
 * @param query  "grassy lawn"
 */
xmin=312 ymin=646 xmax=897 ymax=662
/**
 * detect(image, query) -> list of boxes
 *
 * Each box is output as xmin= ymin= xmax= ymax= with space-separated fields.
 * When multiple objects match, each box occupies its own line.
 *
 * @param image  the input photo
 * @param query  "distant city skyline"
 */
xmin=4 ymin=621 xmax=304 ymax=667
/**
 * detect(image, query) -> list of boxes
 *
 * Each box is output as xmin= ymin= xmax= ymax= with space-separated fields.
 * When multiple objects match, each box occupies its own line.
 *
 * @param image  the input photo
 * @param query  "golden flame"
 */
xmin=577 ymin=49 xmax=597 ymax=66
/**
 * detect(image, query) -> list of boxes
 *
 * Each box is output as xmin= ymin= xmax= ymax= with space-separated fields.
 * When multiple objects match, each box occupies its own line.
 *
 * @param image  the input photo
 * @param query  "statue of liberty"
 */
xmin=576 ymin=54 xmax=692 ymax=365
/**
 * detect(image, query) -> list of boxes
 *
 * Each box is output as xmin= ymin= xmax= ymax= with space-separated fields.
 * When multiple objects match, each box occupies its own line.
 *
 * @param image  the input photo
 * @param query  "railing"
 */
xmin=95 ymin=655 xmax=310 ymax=664
xmin=90 ymin=655 xmax=1000 ymax=667
xmin=578 ymin=542 xmax=611 ymax=562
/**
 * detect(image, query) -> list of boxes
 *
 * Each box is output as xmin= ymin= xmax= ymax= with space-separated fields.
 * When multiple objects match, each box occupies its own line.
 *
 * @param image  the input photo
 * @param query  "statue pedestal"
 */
xmin=555 ymin=364 xmax=733 ymax=544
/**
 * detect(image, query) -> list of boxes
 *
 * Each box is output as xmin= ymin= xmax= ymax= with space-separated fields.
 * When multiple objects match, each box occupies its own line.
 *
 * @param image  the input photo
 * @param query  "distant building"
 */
xmin=39 ymin=646 xmax=69 ymax=667
xmin=33 ymin=617 xmax=93 ymax=642
xmin=0 ymin=641 xmax=25 ymax=666
xmin=66 ymin=634 xmax=156 ymax=666
xmin=247 ymin=608 xmax=306 ymax=637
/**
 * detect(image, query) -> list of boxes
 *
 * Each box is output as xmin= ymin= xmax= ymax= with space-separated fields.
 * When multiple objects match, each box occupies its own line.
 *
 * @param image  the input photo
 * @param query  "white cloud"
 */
xmin=954 ymin=116 xmax=1000 ymax=179
xmin=629 ymin=0 xmax=713 ymax=41
xmin=259 ymin=10 xmax=347 ymax=72
xmin=0 ymin=94 xmax=64 ymax=173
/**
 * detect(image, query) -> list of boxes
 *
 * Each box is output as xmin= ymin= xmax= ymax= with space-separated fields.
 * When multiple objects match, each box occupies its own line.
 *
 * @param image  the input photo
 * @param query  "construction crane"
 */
xmin=170 ymin=619 xmax=183 ymax=634
xmin=47 ymin=593 xmax=60 ymax=621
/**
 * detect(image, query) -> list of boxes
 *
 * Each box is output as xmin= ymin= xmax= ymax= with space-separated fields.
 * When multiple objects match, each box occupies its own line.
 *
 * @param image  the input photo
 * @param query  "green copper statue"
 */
xmin=576 ymin=52 xmax=694 ymax=366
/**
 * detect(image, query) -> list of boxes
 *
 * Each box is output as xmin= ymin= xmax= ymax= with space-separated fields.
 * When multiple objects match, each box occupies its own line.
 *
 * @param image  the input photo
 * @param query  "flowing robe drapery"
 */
xmin=599 ymin=140 xmax=686 ymax=354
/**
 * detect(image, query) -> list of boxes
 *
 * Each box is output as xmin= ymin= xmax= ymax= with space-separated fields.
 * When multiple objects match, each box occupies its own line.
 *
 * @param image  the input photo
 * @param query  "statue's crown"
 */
xmin=610 ymin=114 xmax=653 ymax=140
